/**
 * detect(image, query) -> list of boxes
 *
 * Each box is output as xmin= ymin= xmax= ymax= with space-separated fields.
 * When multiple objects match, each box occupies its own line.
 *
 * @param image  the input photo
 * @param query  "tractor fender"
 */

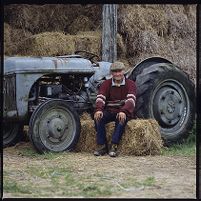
xmin=126 ymin=57 xmax=173 ymax=80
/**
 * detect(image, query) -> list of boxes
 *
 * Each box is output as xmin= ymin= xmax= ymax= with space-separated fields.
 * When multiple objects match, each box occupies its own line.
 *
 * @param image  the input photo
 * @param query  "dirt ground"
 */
xmin=3 ymin=141 xmax=196 ymax=199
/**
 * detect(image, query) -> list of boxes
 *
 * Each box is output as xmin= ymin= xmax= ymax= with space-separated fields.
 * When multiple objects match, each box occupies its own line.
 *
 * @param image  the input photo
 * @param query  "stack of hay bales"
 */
xmin=4 ymin=4 xmax=196 ymax=83
xmin=15 ymin=31 xmax=101 ymax=57
xmin=4 ymin=4 xmax=102 ymax=34
xmin=10 ymin=31 xmax=126 ymax=59
xmin=118 ymin=4 xmax=196 ymax=83
xmin=74 ymin=31 xmax=102 ymax=56
xmin=17 ymin=32 xmax=75 ymax=56
xmin=75 ymin=113 xmax=163 ymax=156
xmin=4 ymin=23 xmax=32 ymax=55
xmin=68 ymin=16 xmax=95 ymax=35
xmin=4 ymin=23 xmax=12 ymax=55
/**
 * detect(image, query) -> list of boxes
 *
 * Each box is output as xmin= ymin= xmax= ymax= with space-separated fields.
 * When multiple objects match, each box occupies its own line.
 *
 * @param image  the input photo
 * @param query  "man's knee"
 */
xmin=116 ymin=118 xmax=128 ymax=127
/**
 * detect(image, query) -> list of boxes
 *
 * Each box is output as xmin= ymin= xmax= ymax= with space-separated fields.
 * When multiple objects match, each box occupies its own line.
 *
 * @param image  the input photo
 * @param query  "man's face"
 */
xmin=111 ymin=70 xmax=124 ymax=81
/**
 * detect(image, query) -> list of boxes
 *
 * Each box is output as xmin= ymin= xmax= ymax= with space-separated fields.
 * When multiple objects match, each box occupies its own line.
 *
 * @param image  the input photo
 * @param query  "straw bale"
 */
xmin=4 ymin=23 xmax=12 ymax=55
xmin=74 ymin=32 xmax=126 ymax=59
xmin=4 ymin=4 xmax=44 ymax=34
xmin=162 ymin=5 xmax=195 ymax=40
xmin=118 ymin=4 xmax=196 ymax=84
xmin=80 ymin=112 xmax=92 ymax=122
xmin=117 ymin=33 xmax=126 ymax=58
xmin=67 ymin=15 xmax=95 ymax=35
xmin=118 ymin=4 xmax=168 ymax=56
xmin=80 ymin=4 xmax=102 ymax=27
xmin=119 ymin=119 xmax=163 ymax=155
xmin=74 ymin=31 xmax=101 ymax=56
xmin=4 ymin=4 xmax=196 ymax=83
xmin=4 ymin=4 xmax=101 ymax=34
xmin=4 ymin=23 xmax=33 ymax=56
xmin=17 ymin=32 xmax=75 ymax=56
xmin=76 ymin=113 xmax=163 ymax=156
xmin=16 ymin=31 xmax=103 ymax=57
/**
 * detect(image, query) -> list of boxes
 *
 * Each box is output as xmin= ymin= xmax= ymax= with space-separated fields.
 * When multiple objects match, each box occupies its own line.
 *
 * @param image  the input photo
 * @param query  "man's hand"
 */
xmin=116 ymin=112 xmax=126 ymax=124
xmin=94 ymin=111 xmax=103 ymax=122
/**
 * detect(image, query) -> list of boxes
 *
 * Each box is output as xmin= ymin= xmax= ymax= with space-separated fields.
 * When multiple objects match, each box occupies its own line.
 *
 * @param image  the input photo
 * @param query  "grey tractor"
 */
xmin=3 ymin=51 xmax=195 ymax=153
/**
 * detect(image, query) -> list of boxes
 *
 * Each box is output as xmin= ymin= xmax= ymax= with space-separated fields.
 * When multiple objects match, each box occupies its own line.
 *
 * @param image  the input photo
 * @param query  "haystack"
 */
xmin=68 ymin=15 xmax=95 ymax=35
xmin=4 ymin=23 xmax=32 ymax=56
xmin=74 ymin=31 xmax=102 ymax=56
xmin=117 ymin=33 xmax=127 ymax=58
xmin=118 ymin=4 xmax=196 ymax=84
xmin=76 ymin=113 xmax=163 ymax=156
xmin=16 ymin=31 xmax=103 ymax=57
xmin=17 ymin=32 xmax=75 ymax=56
xmin=4 ymin=23 xmax=12 ymax=55
xmin=4 ymin=4 xmax=196 ymax=83
xmin=4 ymin=4 xmax=102 ymax=34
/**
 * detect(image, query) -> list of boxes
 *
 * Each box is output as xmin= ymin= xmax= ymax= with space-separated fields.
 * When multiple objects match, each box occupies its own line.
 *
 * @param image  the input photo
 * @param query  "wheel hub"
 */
xmin=154 ymin=87 xmax=184 ymax=127
xmin=47 ymin=117 xmax=67 ymax=139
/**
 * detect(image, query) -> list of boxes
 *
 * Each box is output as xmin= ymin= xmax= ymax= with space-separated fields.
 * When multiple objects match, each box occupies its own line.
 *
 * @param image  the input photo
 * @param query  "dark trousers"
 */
xmin=94 ymin=111 xmax=128 ymax=145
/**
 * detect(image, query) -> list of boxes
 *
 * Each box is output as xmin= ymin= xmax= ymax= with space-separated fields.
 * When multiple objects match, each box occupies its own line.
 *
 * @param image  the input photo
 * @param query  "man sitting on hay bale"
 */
xmin=94 ymin=61 xmax=137 ymax=157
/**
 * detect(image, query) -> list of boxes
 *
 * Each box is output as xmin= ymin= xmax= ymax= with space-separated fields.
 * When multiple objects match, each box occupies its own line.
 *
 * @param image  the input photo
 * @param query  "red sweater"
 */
xmin=95 ymin=77 xmax=137 ymax=118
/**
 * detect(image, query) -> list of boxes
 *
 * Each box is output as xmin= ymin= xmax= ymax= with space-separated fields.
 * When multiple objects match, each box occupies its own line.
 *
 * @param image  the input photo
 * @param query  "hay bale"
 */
xmin=4 ymin=23 xmax=12 ymax=55
xmin=4 ymin=4 xmax=44 ymax=34
xmin=4 ymin=4 xmax=195 ymax=83
xmin=118 ymin=119 xmax=163 ymax=155
xmin=117 ymin=4 xmax=196 ymax=84
xmin=17 ymin=32 xmax=75 ymax=56
xmin=15 ymin=31 xmax=102 ymax=57
xmin=74 ymin=31 xmax=101 ymax=56
xmin=80 ymin=112 xmax=92 ymax=121
xmin=67 ymin=15 xmax=95 ymax=35
xmin=118 ymin=4 xmax=169 ymax=57
xmin=4 ymin=4 xmax=102 ymax=34
xmin=74 ymin=31 xmax=126 ymax=58
xmin=117 ymin=33 xmax=127 ymax=58
xmin=4 ymin=23 xmax=33 ymax=56
xmin=76 ymin=113 xmax=163 ymax=156
xmin=10 ymin=28 xmax=32 ymax=55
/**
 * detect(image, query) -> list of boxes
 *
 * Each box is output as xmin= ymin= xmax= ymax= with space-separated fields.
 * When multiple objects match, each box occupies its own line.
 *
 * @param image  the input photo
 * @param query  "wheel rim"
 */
xmin=151 ymin=79 xmax=190 ymax=136
xmin=36 ymin=107 xmax=76 ymax=151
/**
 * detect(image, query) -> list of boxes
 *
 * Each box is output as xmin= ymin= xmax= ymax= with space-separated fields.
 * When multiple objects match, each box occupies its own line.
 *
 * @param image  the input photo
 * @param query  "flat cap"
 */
xmin=110 ymin=61 xmax=125 ymax=71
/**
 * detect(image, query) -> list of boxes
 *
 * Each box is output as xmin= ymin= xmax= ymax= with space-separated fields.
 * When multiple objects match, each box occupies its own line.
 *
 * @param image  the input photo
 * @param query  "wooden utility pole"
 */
xmin=102 ymin=4 xmax=117 ymax=63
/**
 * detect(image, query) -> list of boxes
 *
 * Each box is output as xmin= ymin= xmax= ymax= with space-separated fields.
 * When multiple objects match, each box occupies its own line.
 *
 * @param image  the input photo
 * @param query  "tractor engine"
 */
xmin=28 ymin=74 xmax=98 ymax=115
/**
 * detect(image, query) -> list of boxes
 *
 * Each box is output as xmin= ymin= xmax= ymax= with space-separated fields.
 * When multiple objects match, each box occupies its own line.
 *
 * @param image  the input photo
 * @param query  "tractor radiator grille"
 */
xmin=3 ymin=75 xmax=17 ymax=112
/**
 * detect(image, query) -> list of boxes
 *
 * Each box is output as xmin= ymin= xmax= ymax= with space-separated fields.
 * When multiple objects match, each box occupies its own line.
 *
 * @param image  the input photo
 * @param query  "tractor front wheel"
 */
xmin=29 ymin=99 xmax=81 ymax=153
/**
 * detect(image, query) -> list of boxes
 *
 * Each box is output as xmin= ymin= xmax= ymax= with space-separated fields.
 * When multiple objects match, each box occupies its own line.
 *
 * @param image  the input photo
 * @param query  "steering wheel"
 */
xmin=74 ymin=50 xmax=100 ymax=63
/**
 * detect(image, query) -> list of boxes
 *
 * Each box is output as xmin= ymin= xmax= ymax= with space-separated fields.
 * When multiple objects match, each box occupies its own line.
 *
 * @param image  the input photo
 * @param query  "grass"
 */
xmin=3 ymin=124 xmax=196 ymax=198
xmin=4 ymin=163 xmax=113 ymax=198
xmin=3 ymin=180 xmax=32 ymax=194
xmin=161 ymin=124 xmax=196 ymax=156
xmin=19 ymin=122 xmax=196 ymax=158
xmin=79 ymin=183 xmax=112 ymax=197
xmin=18 ymin=147 xmax=66 ymax=159
xmin=3 ymin=156 xmax=157 ymax=198
xmin=161 ymin=141 xmax=195 ymax=156
xmin=26 ymin=166 xmax=72 ymax=179
xmin=120 ymin=176 xmax=156 ymax=189
xmin=142 ymin=176 xmax=156 ymax=186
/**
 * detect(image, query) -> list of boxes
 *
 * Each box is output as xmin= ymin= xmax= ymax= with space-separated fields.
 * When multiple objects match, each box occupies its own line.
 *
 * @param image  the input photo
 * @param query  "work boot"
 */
xmin=109 ymin=143 xmax=118 ymax=157
xmin=93 ymin=144 xmax=108 ymax=156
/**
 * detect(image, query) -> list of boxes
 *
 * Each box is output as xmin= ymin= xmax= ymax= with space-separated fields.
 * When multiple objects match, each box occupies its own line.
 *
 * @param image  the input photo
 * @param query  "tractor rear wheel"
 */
xmin=129 ymin=63 xmax=195 ymax=145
